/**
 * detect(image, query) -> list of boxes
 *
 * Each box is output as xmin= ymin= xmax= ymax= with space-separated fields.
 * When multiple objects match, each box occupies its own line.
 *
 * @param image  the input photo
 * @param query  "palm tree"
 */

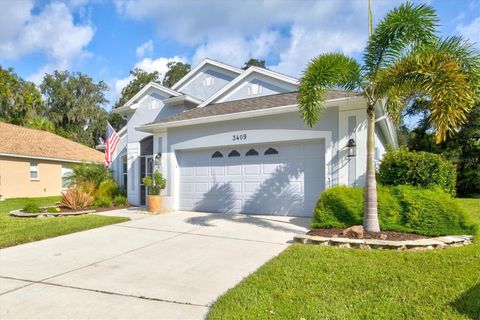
xmin=297 ymin=2 xmax=480 ymax=232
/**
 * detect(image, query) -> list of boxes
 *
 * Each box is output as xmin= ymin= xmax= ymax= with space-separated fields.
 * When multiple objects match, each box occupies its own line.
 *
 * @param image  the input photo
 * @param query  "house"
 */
xmin=0 ymin=122 xmax=104 ymax=199
xmin=111 ymin=58 xmax=397 ymax=216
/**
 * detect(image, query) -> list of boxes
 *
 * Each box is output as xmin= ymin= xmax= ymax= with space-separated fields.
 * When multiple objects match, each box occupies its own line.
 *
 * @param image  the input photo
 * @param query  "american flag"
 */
xmin=105 ymin=122 xmax=120 ymax=166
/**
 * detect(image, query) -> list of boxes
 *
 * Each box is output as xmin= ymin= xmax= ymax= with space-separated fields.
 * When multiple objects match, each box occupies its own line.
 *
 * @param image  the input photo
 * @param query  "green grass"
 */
xmin=0 ymin=196 xmax=129 ymax=248
xmin=208 ymin=199 xmax=480 ymax=320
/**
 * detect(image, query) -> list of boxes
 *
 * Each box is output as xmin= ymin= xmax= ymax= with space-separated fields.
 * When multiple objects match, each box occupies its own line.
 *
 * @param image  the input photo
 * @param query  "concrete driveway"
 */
xmin=0 ymin=210 xmax=309 ymax=319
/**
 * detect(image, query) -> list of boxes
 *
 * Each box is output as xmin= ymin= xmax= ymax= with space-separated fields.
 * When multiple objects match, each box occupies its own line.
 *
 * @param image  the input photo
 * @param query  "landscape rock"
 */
xmin=342 ymin=225 xmax=364 ymax=239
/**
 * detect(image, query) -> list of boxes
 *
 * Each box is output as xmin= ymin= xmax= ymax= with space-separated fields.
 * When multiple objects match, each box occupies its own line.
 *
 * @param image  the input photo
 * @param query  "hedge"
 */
xmin=378 ymin=148 xmax=457 ymax=196
xmin=311 ymin=185 xmax=476 ymax=236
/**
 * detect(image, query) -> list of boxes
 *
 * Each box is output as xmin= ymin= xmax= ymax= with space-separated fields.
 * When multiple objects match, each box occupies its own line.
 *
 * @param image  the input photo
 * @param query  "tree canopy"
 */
xmin=242 ymin=59 xmax=267 ymax=70
xmin=40 ymin=70 xmax=109 ymax=147
xmin=0 ymin=66 xmax=44 ymax=126
xmin=113 ymin=68 xmax=161 ymax=109
xmin=162 ymin=62 xmax=191 ymax=88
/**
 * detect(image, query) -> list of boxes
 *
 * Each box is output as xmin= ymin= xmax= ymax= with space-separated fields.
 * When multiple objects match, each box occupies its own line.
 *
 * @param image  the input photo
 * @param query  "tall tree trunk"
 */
xmin=364 ymin=103 xmax=380 ymax=232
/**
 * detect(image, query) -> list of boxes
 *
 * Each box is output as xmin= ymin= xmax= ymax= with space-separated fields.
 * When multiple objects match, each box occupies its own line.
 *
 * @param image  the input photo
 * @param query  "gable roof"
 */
xmin=171 ymin=58 xmax=243 ymax=91
xmin=197 ymin=66 xmax=299 ymax=107
xmin=113 ymin=82 xmax=181 ymax=114
xmin=0 ymin=122 xmax=105 ymax=163
xmin=139 ymin=90 xmax=363 ymax=131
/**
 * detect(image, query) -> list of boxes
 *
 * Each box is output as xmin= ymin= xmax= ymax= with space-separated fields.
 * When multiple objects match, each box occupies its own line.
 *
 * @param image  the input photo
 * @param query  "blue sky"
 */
xmin=1 ymin=0 xmax=478 ymax=110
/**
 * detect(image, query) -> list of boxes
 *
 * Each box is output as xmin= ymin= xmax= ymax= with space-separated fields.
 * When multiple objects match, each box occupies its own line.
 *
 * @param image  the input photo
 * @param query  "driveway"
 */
xmin=0 ymin=210 xmax=309 ymax=319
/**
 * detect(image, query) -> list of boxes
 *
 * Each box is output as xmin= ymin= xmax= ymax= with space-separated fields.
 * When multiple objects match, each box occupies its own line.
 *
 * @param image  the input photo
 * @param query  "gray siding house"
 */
xmin=112 ymin=58 xmax=397 ymax=216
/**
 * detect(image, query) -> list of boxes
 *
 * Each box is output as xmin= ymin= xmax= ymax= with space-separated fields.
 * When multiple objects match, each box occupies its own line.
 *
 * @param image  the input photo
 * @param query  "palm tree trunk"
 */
xmin=364 ymin=103 xmax=380 ymax=232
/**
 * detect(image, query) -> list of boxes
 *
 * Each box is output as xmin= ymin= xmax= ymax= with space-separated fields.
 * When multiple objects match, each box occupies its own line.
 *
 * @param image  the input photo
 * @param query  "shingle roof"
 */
xmin=148 ymin=90 xmax=362 ymax=125
xmin=0 ymin=122 xmax=105 ymax=163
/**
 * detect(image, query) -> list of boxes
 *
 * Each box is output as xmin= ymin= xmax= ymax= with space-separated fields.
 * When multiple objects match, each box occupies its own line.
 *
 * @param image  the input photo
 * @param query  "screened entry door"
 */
xmin=178 ymin=141 xmax=325 ymax=216
xmin=139 ymin=155 xmax=154 ymax=206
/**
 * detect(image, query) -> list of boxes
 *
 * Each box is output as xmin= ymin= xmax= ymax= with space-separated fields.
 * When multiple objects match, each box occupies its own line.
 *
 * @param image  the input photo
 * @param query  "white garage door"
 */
xmin=178 ymin=140 xmax=325 ymax=216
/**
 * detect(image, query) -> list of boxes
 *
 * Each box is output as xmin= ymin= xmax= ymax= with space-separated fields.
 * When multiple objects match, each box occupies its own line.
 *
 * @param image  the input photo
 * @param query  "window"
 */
xmin=264 ymin=147 xmax=278 ymax=155
xmin=61 ymin=165 xmax=72 ymax=189
xmin=245 ymin=148 xmax=259 ymax=156
xmin=30 ymin=162 xmax=39 ymax=180
xmin=212 ymin=151 xmax=223 ymax=158
xmin=122 ymin=155 xmax=128 ymax=187
xmin=228 ymin=150 xmax=240 ymax=157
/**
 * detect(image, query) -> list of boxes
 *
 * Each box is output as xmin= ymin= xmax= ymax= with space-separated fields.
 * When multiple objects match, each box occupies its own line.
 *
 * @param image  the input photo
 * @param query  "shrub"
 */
xmin=142 ymin=172 xmax=166 ymax=195
xmin=113 ymin=195 xmax=128 ymax=206
xmin=312 ymin=186 xmax=402 ymax=230
xmin=312 ymin=185 xmax=476 ymax=236
xmin=60 ymin=188 xmax=93 ymax=210
xmin=23 ymin=203 xmax=41 ymax=213
xmin=392 ymin=185 xmax=476 ymax=236
xmin=95 ymin=179 xmax=120 ymax=200
xmin=46 ymin=207 xmax=60 ymax=213
xmin=67 ymin=163 xmax=111 ymax=190
xmin=378 ymin=148 xmax=457 ymax=196
xmin=94 ymin=197 xmax=112 ymax=208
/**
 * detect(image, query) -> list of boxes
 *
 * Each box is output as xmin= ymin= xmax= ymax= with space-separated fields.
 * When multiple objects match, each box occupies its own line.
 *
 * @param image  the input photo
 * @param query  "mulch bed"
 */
xmin=307 ymin=228 xmax=429 ymax=241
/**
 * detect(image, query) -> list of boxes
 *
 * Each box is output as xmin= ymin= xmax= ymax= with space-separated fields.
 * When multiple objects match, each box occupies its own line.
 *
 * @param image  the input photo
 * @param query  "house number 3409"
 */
xmin=233 ymin=134 xmax=247 ymax=141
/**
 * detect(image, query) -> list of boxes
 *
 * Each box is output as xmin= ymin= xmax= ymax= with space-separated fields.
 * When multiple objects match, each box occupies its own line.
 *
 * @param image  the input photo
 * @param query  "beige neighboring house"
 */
xmin=0 ymin=122 xmax=104 ymax=199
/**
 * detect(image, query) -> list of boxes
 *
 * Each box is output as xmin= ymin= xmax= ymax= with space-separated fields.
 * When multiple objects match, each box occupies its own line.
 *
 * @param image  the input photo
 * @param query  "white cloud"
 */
xmin=115 ymin=0 xmax=403 ymax=77
xmin=192 ymin=31 xmax=281 ymax=67
xmin=136 ymin=40 xmax=154 ymax=58
xmin=0 ymin=0 xmax=33 ymax=44
xmin=113 ymin=55 xmax=187 ymax=102
xmin=456 ymin=17 xmax=480 ymax=45
xmin=0 ymin=2 xmax=94 ymax=84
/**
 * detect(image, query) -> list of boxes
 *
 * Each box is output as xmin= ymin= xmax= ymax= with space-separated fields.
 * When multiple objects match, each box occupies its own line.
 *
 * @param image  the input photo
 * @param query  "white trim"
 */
xmin=137 ymin=96 xmax=366 ymax=133
xmin=0 ymin=152 xmax=98 ymax=164
xmin=170 ymin=130 xmax=332 ymax=211
xmin=197 ymin=66 xmax=299 ymax=108
xmin=171 ymin=58 xmax=242 ymax=91
xmin=113 ymin=82 xmax=181 ymax=114
xmin=163 ymin=94 xmax=202 ymax=106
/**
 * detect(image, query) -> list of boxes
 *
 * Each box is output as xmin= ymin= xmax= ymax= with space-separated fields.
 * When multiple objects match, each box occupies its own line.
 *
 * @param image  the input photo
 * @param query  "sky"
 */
xmin=0 ymin=0 xmax=479 ymax=110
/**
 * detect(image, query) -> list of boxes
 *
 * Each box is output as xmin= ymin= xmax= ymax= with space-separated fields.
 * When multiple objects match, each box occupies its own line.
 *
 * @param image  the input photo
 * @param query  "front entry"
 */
xmin=139 ymin=136 xmax=154 ymax=206
xmin=139 ymin=155 xmax=154 ymax=206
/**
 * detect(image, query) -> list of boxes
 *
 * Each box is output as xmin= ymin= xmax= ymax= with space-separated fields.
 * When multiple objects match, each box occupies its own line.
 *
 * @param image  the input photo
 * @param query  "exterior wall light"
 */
xmin=346 ymin=139 xmax=356 ymax=158
xmin=154 ymin=153 xmax=162 ymax=166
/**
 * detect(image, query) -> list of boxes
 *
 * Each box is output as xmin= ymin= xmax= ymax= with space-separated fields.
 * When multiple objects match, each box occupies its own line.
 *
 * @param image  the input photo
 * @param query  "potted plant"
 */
xmin=142 ymin=172 xmax=167 ymax=213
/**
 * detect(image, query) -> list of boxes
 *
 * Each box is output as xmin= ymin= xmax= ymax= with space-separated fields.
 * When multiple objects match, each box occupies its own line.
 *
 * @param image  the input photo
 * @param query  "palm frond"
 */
xmin=364 ymin=2 xmax=439 ymax=80
xmin=377 ymin=51 xmax=476 ymax=143
xmin=298 ymin=53 xmax=361 ymax=127
xmin=416 ymin=36 xmax=480 ymax=94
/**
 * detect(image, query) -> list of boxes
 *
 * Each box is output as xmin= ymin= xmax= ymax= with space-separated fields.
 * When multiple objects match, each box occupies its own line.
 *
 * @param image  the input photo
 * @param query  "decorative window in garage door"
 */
xmin=211 ymin=151 xmax=223 ymax=158
xmin=246 ymin=148 xmax=259 ymax=156
xmin=264 ymin=147 xmax=279 ymax=155
xmin=228 ymin=150 xmax=240 ymax=157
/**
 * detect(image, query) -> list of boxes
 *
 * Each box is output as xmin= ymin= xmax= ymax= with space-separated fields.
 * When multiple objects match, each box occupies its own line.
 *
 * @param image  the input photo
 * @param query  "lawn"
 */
xmin=208 ymin=199 xmax=480 ymax=320
xmin=0 ymin=196 xmax=129 ymax=248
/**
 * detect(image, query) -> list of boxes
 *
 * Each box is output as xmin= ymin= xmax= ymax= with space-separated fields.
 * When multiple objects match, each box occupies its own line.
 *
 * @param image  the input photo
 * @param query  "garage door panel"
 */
xmin=194 ymin=166 xmax=209 ymax=176
xmin=244 ymin=164 xmax=261 ymax=175
xmin=180 ymin=182 xmax=194 ymax=193
xmin=194 ymin=182 xmax=209 ymax=193
xmin=180 ymin=167 xmax=194 ymax=176
xmin=226 ymin=165 xmax=242 ymax=175
xmin=211 ymin=166 xmax=225 ymax=176
xmin=179 ymin=141 xmax=325 ymax=216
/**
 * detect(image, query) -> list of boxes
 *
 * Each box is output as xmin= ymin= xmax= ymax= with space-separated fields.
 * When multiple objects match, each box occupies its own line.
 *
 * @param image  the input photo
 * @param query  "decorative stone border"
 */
xmin=9 ymin=208 xmax=95 ymax=218
xmin=293 ymin=234 xmax=474 ymax=250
